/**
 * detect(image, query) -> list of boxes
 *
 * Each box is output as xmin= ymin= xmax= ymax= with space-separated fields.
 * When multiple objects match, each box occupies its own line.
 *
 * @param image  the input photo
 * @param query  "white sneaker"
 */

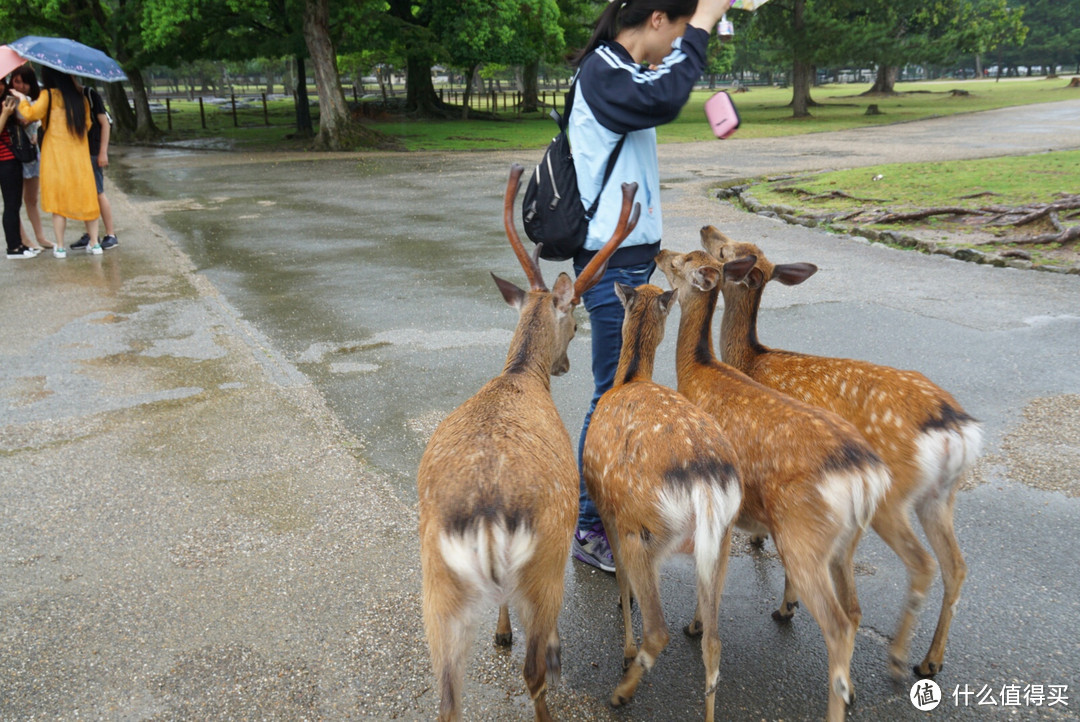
xmin=53 ymin=247 xmax=67 ymax=259
xmin=6 ymin=246 xmax=38 ymax=260
xmin=87 ymin=243 xmax=103 ymax=255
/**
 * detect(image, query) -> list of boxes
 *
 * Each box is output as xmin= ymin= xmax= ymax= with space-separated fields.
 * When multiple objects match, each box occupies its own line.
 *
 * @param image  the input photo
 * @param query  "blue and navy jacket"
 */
xmin=568 ymin=26 xmax=710 ymax=268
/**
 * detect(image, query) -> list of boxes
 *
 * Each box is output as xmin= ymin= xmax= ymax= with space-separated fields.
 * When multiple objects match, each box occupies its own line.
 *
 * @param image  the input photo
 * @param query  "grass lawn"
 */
xmin=749 ymin=150 xmax=1080 ymax=212
xmin=150 ymin=76 xmax=1080 ymax=152
xmin=743 ymin=150 xmax=1080 ymax=269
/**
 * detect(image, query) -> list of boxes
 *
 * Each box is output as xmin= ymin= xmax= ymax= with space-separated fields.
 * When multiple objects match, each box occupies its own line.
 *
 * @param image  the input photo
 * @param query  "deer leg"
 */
xmin=830 ymin=528 xmax=864 ymax=630
xmin=423 ymin=569 xmax=476 ymax=722
xmin=913 ymin=493 xmax=966 ymax=678
xmin=872 ymin=506 xmax=937 ymax=680
xmin=698 ymin=528 xmax=734 ymax=722
xmin=684 ymin=601 xmax=704 ymax=638
xmin=519 ymin=566 xmax=566 ymax=722
xmin=611 ymin=539 xmax=669 ymax=708
xmin=495 ymin=604 xmax=513 ymax=646
xmin=772 ymin=571 xmax=800 ymax=622
xmin=784 ymin=546 xmax=857 ymax=722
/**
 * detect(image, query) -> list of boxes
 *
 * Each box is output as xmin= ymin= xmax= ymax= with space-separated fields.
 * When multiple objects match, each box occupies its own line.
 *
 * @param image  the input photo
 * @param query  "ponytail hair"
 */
xmin=572 ymin=0 xmax=699 ymax=67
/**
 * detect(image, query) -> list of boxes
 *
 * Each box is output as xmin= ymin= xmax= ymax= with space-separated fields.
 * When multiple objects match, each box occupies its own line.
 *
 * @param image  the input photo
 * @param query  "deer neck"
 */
xmin=676 ymin=286 xmax=720 ymax=376
xmin=613 ymin=326 xmax=658 ymax=387
xmin=719 ymin=284 xmax=766 ymax=373
xmin=501 ymin=298 xmax=555 ymax=388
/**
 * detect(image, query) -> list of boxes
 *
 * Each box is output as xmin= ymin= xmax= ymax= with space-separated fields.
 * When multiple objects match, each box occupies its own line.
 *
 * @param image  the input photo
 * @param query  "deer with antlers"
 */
xmin=417 ymin=164 xmax=640 ymax=722
xmin=655 ymin=248 xmax=891 ymax=722
xmin=700 ymin=226 xmax=983 ymax=680
xmin=582 ymin=282 xmax=742 ymax=721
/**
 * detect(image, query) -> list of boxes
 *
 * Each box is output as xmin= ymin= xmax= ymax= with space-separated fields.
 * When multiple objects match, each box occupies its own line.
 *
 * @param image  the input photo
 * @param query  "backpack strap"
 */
xmin=584 ymin=135 xmax=626 ymax=221
xmin=557 ymin=76 xmax=627 ymax=223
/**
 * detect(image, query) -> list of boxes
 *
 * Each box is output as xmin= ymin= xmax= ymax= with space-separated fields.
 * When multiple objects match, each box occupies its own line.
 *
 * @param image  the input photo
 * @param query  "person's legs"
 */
xmin=83 ymin=218 xmax=101 ymax=254
xmin=98 ymin=191 xmax=115 ymax=236
xmin=52 ymin=213 xmax=68 ymax=257
xmin=22 ymin=173 xmax=50 ymax=248
xmin=571 ymin=260 xmax=656 ymax=570
xmin=1 ymin=159 xmax=25 ymax=254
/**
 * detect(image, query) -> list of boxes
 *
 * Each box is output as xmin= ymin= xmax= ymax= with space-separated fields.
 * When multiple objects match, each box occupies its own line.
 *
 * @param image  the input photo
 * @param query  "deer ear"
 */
xmin=692 ymin=266 xmax=721 ymax=292
xmin=492 ymin=273 xmax=527 ymax=310
xmin=551 ymin=272 xmax=575 ymax=312
xmin=659 ymin=288 xmax=678 ymax=315
xmin=722 ymin=255 xmax=757 ymax=284
xmin=614 ymin=282 xmax=635 ymax=308
xmin=773 ymin=263 xmax=818 ymax=286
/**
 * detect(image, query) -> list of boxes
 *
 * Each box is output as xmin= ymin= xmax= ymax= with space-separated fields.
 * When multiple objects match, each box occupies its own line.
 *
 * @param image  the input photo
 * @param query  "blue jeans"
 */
xmin=573 ymin=260 xmax=656 ymax=531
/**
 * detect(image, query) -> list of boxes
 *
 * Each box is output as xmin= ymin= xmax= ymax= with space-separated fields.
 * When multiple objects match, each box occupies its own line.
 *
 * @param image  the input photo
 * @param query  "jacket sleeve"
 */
xmin=579 ymin=26 xmax=709 ymax=134
xmin=17 ymin=92 xmax=50 ymax=125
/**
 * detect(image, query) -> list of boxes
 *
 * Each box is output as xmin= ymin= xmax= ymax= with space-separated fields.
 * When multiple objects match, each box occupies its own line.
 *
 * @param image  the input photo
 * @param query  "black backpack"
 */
xmin=521 ymin=82 xmax=625 ymax=262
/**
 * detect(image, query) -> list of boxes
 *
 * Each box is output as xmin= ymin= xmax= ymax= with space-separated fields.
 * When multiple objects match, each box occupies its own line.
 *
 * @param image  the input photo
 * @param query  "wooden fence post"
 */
xmin=166 ymin=97 xmax=172 ymax=130
xmin=199 ymin=97 xmax=206 ymax=129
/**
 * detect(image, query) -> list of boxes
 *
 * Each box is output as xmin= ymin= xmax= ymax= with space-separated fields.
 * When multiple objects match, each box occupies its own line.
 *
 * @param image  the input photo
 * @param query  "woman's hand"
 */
xmin=1 ymin=96 xmax=17 ymax=120
xmin=689 ymin=0 xmax=735 ymax=31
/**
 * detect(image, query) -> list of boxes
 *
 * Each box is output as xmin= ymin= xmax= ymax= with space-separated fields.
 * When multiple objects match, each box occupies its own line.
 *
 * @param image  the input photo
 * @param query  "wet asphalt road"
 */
xmin=29 ymin=98 xmax=1080 ymax=720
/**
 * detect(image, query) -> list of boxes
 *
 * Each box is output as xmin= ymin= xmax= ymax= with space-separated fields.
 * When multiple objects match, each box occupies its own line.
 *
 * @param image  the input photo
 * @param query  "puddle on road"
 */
xmin=115 ymin=149 xmax=594 ymax=505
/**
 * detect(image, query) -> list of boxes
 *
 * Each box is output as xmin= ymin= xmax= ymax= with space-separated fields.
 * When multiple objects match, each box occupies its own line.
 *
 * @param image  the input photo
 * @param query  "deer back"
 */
xmin=700 ymin=226 xmax=982 ymax=496
xmin=656 ymin=249 xmax=890 ymax=534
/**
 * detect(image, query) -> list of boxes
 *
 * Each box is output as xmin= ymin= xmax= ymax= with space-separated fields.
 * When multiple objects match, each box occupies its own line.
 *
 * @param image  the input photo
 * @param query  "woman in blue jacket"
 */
xmin=571 ymin=0 xmax=732 ymax=571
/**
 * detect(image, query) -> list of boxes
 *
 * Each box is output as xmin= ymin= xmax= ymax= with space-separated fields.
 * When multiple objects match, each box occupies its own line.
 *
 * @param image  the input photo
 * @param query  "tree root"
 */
xmin=1011 ymin=226 xmax=1080 ymax=245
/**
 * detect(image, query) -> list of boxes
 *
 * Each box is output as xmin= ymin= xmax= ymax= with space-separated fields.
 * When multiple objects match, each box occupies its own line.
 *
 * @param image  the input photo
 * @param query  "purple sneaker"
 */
xmin=572 ymin=523 xmax=616 ymax=573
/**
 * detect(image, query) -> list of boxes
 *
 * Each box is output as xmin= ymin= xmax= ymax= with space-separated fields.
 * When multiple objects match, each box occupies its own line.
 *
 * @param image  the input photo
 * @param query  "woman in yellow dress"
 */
xmin=12 ymin=67 xmax=101 ymax=258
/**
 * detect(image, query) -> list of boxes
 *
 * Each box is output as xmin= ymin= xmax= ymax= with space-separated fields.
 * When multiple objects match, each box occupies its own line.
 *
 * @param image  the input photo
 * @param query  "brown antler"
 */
xmin=504 ymin=164 xmax=547 ymax=291
xmin=573 ymin=182 xmax=641 ymax=302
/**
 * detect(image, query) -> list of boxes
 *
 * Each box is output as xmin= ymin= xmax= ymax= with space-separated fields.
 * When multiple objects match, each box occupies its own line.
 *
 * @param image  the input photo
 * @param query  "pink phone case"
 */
xmin=705 ymin=91 xmax=741 ymax=139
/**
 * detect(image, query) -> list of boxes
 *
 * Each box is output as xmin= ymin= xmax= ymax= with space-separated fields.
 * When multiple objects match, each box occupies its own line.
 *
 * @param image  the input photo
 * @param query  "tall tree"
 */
xmin=749 ymin=0 xmax=848 ymax=116
xmin=2 ymin=0 xmax=163 ymax=139
xmin=828 ymin=0 xmax=1027 ymax=93
xmin=994 ymin=0 xmax=1070 ymax=76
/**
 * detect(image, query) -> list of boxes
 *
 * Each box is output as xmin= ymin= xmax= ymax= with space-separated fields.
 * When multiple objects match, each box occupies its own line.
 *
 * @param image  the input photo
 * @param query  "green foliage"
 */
xmin=996 ymin=0 xmax=1080 ymax=72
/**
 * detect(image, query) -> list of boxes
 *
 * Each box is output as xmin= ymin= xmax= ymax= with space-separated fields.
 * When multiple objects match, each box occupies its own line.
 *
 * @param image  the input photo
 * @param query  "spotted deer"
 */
xmin=582 ymin=283 xmax=742 ymax=721
xmin=417 ymin=165 xmax=640 ymax=722
xmin=700 ymin=226 xmax=983 ymax=680
xmin=655 ymin=248 xmax=891 ymax=722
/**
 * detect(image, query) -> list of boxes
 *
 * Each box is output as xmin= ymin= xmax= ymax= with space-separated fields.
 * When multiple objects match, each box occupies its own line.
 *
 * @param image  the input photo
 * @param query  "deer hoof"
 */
xmin=494 ymin=631 xmax=513 ymax=647
xmin=914 ymin=661 xmax=941 ymax=678
xmin=683 ymin=620 xmax=703 ymax=637
xmin=771 ymin=609 xmax=794 ymax=623
xmin=887 ymin=655 xmax=908 ymax=681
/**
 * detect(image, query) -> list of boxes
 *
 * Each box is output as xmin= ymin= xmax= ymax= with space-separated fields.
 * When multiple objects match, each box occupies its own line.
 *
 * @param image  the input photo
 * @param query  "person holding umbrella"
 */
xmin=12 ymin=66 xmax=101 ymax=257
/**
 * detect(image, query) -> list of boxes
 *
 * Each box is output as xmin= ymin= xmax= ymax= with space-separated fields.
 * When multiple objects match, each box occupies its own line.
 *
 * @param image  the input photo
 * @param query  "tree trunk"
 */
xmin=126 ymin=68 xmax=160 ymax=141
xmin=789 ymin=0 xmax=812 ymax=117
xmin=867 ymin=65 xmax=899 ymax=94
xmin=791 ymin=58 xmax=813 ymax=117
xmin=294 ymin=54 xmax=314 ymax=137
xmin=405 ymin=49 xmax=452 ymax=117
xmin=461 ymin=64 xmax=478 ymax=119
xmin=105 ymin=82 xmax=136 ymax=141
xmin=521 ymin=58 xmax=540 ymax=113
xmin=974 ymin=53 xmax=983 ymax=78
xmin=303 ymin=0 xmax=353 ymax=149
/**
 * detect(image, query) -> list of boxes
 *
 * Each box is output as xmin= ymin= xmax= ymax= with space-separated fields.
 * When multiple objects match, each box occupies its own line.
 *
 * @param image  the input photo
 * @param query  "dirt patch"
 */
xmin=978 ymin=395 xmax=1080 ymax=497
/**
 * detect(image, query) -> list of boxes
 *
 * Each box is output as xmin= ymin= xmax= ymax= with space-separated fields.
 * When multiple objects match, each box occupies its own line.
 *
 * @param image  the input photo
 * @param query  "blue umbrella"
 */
xmin=9 ymin=36 xmax=127 ymax=82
